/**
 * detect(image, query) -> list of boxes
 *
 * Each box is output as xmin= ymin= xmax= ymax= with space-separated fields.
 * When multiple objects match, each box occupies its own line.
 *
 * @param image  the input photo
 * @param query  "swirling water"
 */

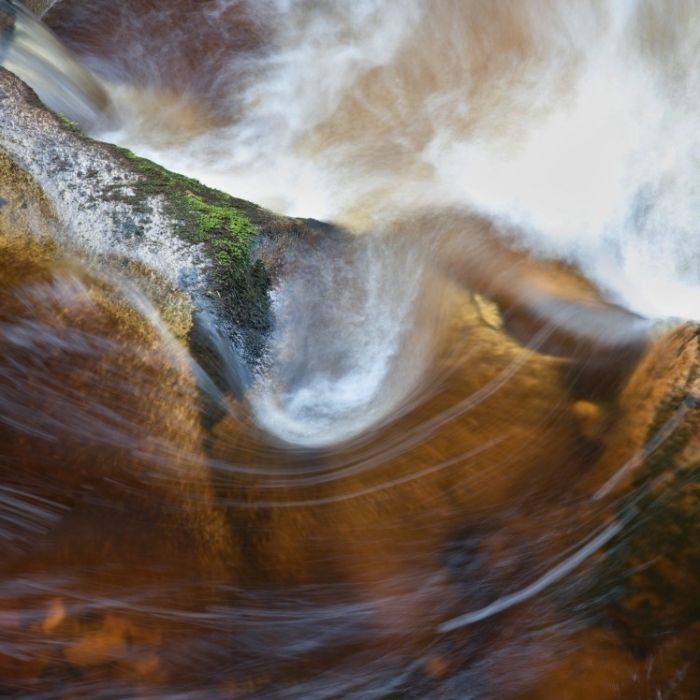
xmin=2 ymin=1 xmax=700 ymax=697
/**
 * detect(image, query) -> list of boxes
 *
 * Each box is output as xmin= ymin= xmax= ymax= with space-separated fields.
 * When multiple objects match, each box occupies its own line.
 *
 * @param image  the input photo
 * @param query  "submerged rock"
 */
xmin=583 ymin=322 xmax=700 ymax=655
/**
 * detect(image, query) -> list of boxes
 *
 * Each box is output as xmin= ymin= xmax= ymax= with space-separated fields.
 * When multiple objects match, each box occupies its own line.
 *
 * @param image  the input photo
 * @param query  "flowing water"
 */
xmin=3 ymin=1 xmax=700 ymax=697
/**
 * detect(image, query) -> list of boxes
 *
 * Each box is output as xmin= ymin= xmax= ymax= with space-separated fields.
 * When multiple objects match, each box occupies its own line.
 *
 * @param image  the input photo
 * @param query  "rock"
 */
xmin=0 ymin=65 xmax=326 ymax=385
xmin=388 ymin=209 xmax=653 ymax=412
xmin=19 ymin=0 xmax=53 ymax=15
xmin=580 ymin=322 xmax=700 ymax=654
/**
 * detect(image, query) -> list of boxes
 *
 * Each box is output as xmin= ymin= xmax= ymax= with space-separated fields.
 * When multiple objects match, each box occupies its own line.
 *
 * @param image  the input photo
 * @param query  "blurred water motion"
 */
xmin=2 ymin=1 xmax=700 ymax=698
xmin=0 ymin=0 xmax=112 ymax=130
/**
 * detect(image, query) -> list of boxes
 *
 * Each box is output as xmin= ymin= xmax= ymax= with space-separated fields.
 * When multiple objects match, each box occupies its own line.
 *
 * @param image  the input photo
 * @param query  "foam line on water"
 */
xmin=438 ymin=516 xmax=626 ymax=633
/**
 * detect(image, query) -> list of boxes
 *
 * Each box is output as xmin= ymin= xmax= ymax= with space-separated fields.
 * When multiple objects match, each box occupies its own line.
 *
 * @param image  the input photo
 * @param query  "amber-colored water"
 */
xmin=2 ymin=1 xmax=700 ymax=698
xmin=0 ymin=230 xmax=653 ymax=699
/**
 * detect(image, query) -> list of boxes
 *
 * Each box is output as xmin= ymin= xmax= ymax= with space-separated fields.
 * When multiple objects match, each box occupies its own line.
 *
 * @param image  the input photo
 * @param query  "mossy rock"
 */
xmin=0 ymin=66 xmax=334 ymax=380
xmin=108 ymin=145 xmax=275 ymax=357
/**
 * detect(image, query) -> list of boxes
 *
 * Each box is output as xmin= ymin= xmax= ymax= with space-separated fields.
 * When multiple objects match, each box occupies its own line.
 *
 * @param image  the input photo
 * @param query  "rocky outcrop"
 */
xmin=0 ymin=65 xmax=326 ymax=385
xmin=577 ymin=322 xmax=700 ymax=655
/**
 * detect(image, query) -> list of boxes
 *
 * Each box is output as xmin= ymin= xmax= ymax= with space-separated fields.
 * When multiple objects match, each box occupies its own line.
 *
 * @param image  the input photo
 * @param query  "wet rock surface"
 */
xmin=581 ymin=323 xmax=700 ymax=654
xmin=0 ymin=66 xmax=338 ymax=376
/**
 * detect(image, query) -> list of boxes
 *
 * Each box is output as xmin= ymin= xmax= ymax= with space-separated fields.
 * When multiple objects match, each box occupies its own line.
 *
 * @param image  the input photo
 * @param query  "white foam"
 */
xmin=249 ymin=237 xmax=430 ymax=447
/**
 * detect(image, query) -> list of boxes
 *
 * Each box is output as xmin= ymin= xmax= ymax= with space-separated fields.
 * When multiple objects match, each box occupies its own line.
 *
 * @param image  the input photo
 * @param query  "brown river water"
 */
xmin=2 ymin=1 xmax=700 ymax=698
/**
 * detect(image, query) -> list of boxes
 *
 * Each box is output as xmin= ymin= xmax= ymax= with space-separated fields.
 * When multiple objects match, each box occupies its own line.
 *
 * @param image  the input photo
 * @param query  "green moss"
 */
xmin=104 ymin=145 xmax=272 ymax=349
xmin=54 ymin=112 xmax=85 ymax=136
xmin=185 ymin=192 xmax=256 ymax=256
